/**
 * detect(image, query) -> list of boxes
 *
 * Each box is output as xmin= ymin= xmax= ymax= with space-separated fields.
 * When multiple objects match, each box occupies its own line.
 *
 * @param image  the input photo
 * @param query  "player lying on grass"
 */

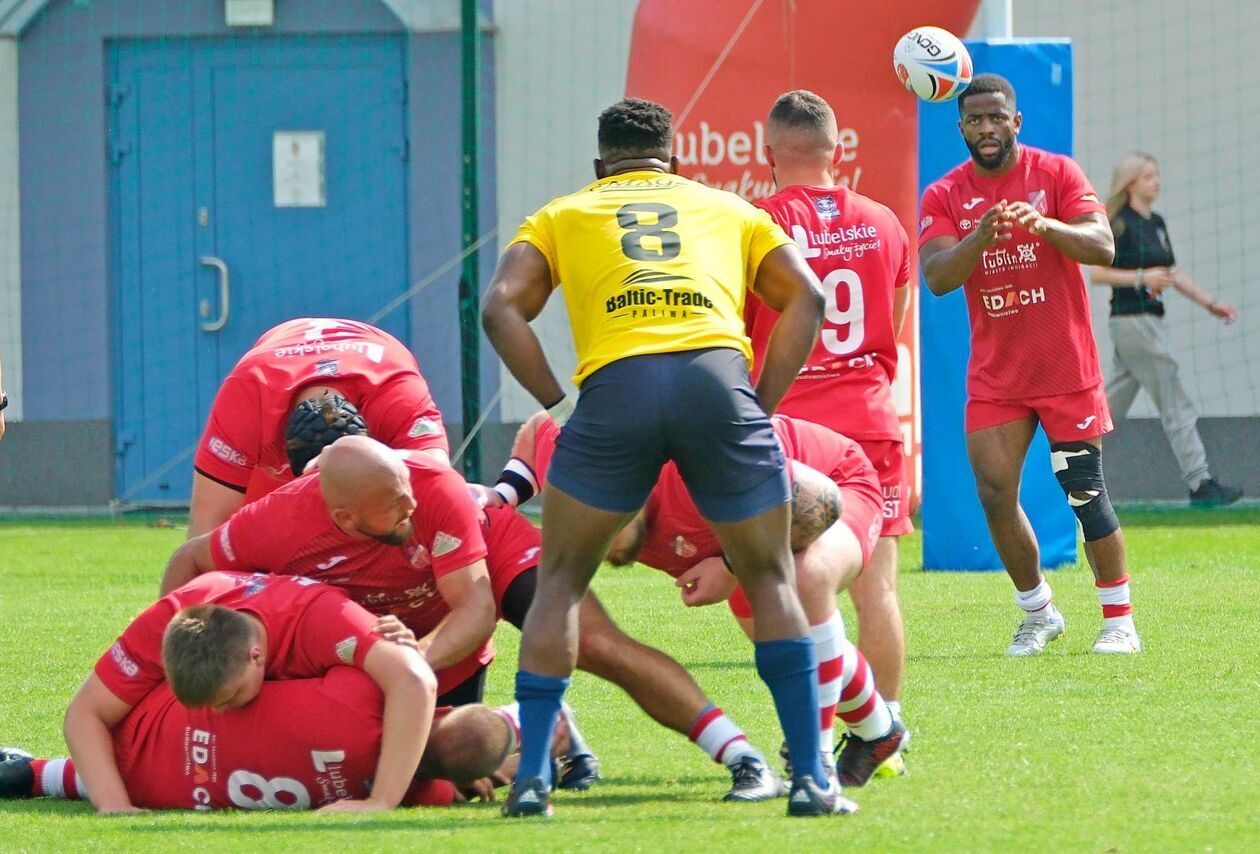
xmin=0 ymin=671 xmax=513 ymax=810
xmin=169 ymin=433 xmax=778 ymax=801
xmin=163 ymin=436 xmax=498 ymax=707
xmin=60 ymin=571 xmax=435 ymax=813
xmin=486 ymin=412 xmax=907 ymax=788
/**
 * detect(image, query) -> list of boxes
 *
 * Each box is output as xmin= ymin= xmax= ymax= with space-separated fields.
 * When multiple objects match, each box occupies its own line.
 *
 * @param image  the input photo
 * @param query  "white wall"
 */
xmin=1012 ymin=0 xmax=1259 ymax=418
xmin=493 ymin=0 xmax=640 ymax=420
xmin=0 ymin=36 xmax=21 ymax=420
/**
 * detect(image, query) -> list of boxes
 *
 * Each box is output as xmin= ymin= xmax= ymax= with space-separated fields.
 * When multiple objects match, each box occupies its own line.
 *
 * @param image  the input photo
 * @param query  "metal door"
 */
xmin=111 ymin=36 xmax=409 ymax=502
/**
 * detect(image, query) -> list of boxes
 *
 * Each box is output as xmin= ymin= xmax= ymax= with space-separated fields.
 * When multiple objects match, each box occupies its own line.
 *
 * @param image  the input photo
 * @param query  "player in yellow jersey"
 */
xmin=483 ymin=98 xmax=854 ymax=818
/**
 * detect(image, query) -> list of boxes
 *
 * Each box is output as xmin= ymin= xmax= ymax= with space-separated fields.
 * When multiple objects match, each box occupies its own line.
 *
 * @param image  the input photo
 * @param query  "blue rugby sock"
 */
xmin=514 ymin=670 xmax=571 ymax=788
xmin=755 ymin=637 xmax=828 ymax=787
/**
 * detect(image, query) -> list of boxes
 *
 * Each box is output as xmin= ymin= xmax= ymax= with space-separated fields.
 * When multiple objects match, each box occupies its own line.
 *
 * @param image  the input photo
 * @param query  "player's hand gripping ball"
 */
xmin=893 ymin=26 xmax=973 ymax=102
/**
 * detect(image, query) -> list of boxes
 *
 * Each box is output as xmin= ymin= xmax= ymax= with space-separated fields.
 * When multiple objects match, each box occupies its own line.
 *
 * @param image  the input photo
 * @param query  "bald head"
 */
xmin=319 ymin=436 xmax=416 ymax=544
xmin=765 ymin=90 xmax=840 ymax=181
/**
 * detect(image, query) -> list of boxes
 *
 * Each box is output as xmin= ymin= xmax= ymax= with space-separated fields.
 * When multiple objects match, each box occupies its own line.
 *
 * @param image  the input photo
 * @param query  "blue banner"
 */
xmin=918 ymin=40 xmax=1079 ymax=571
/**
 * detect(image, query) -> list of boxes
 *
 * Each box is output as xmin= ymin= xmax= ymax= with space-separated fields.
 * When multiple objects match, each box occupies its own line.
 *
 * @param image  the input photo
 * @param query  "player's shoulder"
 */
xmin=924 ymin=160 xmax=972 ymax=198
xmin=1023 ymin=145 xmax=1082 ymax=179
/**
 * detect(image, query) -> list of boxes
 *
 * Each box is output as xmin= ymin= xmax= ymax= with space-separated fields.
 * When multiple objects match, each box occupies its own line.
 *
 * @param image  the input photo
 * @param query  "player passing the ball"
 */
xmin=481 ymin=98 xmax=856 ymax=817
xmin=918 ymin=74 xmax=1141 ymax=656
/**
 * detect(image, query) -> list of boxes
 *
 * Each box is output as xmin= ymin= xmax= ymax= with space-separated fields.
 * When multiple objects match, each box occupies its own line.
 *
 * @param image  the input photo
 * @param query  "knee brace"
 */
xmin=1050 ymin=442 xmax=1119 ymax=541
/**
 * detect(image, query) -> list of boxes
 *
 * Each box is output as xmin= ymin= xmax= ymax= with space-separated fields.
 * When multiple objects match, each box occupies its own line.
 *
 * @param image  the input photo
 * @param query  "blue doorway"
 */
xmin=110 ymin=35 xmax=409 ymax=502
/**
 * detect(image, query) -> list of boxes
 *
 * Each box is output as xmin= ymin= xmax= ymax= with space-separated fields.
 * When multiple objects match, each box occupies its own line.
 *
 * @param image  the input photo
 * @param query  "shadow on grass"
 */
xmin=1115 ymin=504 xmax=1260 ymax=528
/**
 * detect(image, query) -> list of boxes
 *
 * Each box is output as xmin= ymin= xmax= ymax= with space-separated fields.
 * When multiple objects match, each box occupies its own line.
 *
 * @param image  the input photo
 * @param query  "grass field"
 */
xmin=1 ymin=507 xmax=1258 ymax=852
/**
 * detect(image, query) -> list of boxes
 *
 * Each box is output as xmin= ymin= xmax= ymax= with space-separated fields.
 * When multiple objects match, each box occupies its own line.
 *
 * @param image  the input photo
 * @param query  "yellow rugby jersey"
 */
xmin=509 ymin=171 xmax=794 ymax=386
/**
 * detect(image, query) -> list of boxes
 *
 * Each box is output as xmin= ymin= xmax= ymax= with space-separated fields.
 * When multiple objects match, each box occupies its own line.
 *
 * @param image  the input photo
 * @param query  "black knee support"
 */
xmin=1050 ymin=441 xmax=1119 ymax=541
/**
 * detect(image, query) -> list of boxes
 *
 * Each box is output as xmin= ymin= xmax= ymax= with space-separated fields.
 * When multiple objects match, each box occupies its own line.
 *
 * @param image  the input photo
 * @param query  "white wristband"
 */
xmin=546 ymin=395 xmax=575 ymax=428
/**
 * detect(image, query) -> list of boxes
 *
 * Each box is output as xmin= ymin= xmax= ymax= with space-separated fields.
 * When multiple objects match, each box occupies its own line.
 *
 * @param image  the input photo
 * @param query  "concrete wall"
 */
xmin=0 ymin=0 xmax=497 ymax=504
xmin=492 ymin=0 xmax=640 ymax=421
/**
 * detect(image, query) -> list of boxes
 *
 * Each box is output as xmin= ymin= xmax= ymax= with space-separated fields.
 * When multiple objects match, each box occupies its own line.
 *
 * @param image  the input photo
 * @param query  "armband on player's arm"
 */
xmin=493 ymin=457 xmax=540 ymax=507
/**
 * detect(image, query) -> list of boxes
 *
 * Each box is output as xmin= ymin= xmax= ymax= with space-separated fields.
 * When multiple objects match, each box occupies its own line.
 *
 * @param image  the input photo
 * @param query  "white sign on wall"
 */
xmin=273 ymin=131 xmax=325 ymax=208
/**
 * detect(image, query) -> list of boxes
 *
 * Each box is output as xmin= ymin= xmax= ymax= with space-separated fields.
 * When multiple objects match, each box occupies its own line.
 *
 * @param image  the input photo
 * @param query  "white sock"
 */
xmin=1015 ymin=580 xmax=1054 ymax=614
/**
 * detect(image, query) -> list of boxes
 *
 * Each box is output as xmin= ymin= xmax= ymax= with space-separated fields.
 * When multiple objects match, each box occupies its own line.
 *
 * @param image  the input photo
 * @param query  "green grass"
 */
xmin=1 ymin=507 xmax=1258 ymax=851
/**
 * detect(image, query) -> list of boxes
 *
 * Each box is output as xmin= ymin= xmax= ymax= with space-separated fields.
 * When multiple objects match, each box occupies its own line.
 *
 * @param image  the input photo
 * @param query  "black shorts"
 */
xmin=547 ymin=347 xmax=789 ymax=523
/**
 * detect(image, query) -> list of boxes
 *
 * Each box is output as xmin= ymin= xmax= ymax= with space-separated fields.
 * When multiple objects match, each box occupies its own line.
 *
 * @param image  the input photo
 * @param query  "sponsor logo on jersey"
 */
xmin=980 ymin=242 xmax=1039 ymax=274
xmin=407 ymin=543 xmax=430 ymax=567
xmin=432 ymin=532 xmax=463 ymax=558
xmin=335 ymin=636 xmax=358 ymax=665
xmin=109 ymin=641 xmax=139 ymax=677
xmin=519 ymin=546 xmax=541 ymax=566
xmin=242 ymin=575 xmax=269 ymax=597
xmin=408 ymin=417 xmax=440 ymax=439
xmin=918 ymin=215 xmax=933 ymax=235
xmin=188 ymin=727 xmax=217 ymax=810
xmin=272 ymin=340 xmax=385 ymax=364
xmin=405 ymin=582 xmax=437 ymax=608
xmin=1027 ymin=189 xmax=1048 ymax=214
xmin=962 ymin=196 xmax=985 ymax=210
xmin=316 ymin=555 xmax=348 ymax=571
xmin=605 ymin=270 xmax=712 ymax=320
xmin=315 ymin=359 xmax=340 ymax=377
xmin=980 ymin=285 xmax=1047 ymax=317
xmin=670 ymin=535 xmax=698 ymax=559
xmin=791 ymin=222 xmax=883 ymax=262
xmin=1076 ymin=415 xmax=1097 ymax=430
xmin=208 ymin=436 xmax=248 ymax=468
xmin=813 ymin=195 xmax=839 ymax=218
xmin=218 ymin=525 xmax=238 ymax=563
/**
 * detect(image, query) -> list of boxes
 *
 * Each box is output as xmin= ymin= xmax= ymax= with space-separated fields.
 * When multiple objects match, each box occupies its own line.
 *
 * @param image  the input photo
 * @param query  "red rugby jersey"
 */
xmin=749 ymin=185 xmax=910 ymax=440
xmin=918 ymin=146 xmax=1106 ymax=400
xmin=194 ymin=318 xmax=447 ymax=500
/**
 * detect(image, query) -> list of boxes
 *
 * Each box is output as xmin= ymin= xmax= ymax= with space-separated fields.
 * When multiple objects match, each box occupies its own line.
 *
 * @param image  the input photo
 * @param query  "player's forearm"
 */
xmin=160 ymin=542 xmax=203 ymax=595
xmin=63 ymin=708 xmax=133 ymax=812
xmin=482 ymin=304 xmax=567 ymax=409
xmin=1039 ymin=218 xmax=1114 ymax=266
xmin=420 ymin=598 xmax=496 ymax=672
xmin=370 ymin=668 xmax=436 ymax=807
xmin=922 ymin=235 xmax=986 ymax=295
xmin=754 ymin=293 xmax=823 ymax=414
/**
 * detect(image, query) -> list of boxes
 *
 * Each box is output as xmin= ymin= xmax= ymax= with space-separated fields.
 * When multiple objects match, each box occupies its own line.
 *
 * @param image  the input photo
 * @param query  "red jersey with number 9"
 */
xmin=747 ymin=186 xmax=909 ymax=441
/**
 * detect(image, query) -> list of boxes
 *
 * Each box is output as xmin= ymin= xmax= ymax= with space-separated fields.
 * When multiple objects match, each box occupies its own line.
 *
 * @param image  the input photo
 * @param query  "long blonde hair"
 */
xmin=1106 ymin=151 xmax=1157 ymax=221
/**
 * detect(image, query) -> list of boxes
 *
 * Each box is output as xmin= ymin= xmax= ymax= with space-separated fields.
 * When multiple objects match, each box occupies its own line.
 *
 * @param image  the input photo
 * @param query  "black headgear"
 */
xmin=285 ymin=393 xmax=368 ymax=476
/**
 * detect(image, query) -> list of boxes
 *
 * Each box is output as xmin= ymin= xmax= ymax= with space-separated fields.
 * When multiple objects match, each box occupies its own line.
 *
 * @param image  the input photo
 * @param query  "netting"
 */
xmin=0 ymin=0 xmax=1254 ymax=509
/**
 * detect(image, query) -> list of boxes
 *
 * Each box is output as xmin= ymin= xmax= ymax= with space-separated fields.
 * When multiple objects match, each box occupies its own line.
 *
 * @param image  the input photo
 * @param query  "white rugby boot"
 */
xmin=1092 ymin=622 xmax=1142 ymax=654
xmin=1005 ymin=606 xmax=1066 ymax=656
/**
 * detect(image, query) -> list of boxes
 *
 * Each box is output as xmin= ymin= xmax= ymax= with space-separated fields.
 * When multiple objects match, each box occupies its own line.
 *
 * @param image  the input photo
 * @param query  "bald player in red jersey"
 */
xmin=9 ymin=671 xmax=513 ymax=811
xmin=163 ymin=436 xmax=497 ymax=704
xmin=919 ymin=74 xmax=1139 ymax=657
xmin=746 ymin=91 xmax=913 ymax=722
xmin=494 ymin=412 xmax=905 ymax=788
xmin=61 ymin=571 xmax=435 ymax=813
xmin=189 ymin=317 xmax=448 ymax=538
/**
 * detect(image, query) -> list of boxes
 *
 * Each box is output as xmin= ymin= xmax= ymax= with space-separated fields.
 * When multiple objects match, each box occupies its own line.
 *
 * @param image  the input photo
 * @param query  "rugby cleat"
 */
xmin=721 ymin=755 xmax=786 ymax=802
xmin=1092 ymin=624 xmax=1142 ymax=654
xmin=0 ymin=747 xmax=34 ymax=799
xmin=555 ymin=752 xmax=601 ymax=791
xmin=835 ymin=719 xmax=908 ymax=788
xmin=786 ymin=774 xmax=859 ymax=817
xmin=1006 ymin=607 xmax=1066 ymax=656
xmin=501 ymin=777 xmax=553 ymax=818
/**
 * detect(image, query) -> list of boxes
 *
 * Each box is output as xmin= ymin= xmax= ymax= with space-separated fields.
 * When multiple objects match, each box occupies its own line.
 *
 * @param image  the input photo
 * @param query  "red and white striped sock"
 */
xmin=30 ymin=758 xmax=85 ymax=800
xmin=690 ymin=704 xmax=762 ymax=766
xmin=836 ymin=639 xmax=894 ymax=742
xmin=809 ymin=613 xmax=844 ymax=757
xmin=1096 ymin=575 xmax=1134 ymax=628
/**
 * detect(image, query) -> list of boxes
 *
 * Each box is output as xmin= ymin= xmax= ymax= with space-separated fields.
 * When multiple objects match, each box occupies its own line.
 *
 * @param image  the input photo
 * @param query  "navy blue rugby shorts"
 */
xmin=546 ymin=347 xmax=789 ymax=523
